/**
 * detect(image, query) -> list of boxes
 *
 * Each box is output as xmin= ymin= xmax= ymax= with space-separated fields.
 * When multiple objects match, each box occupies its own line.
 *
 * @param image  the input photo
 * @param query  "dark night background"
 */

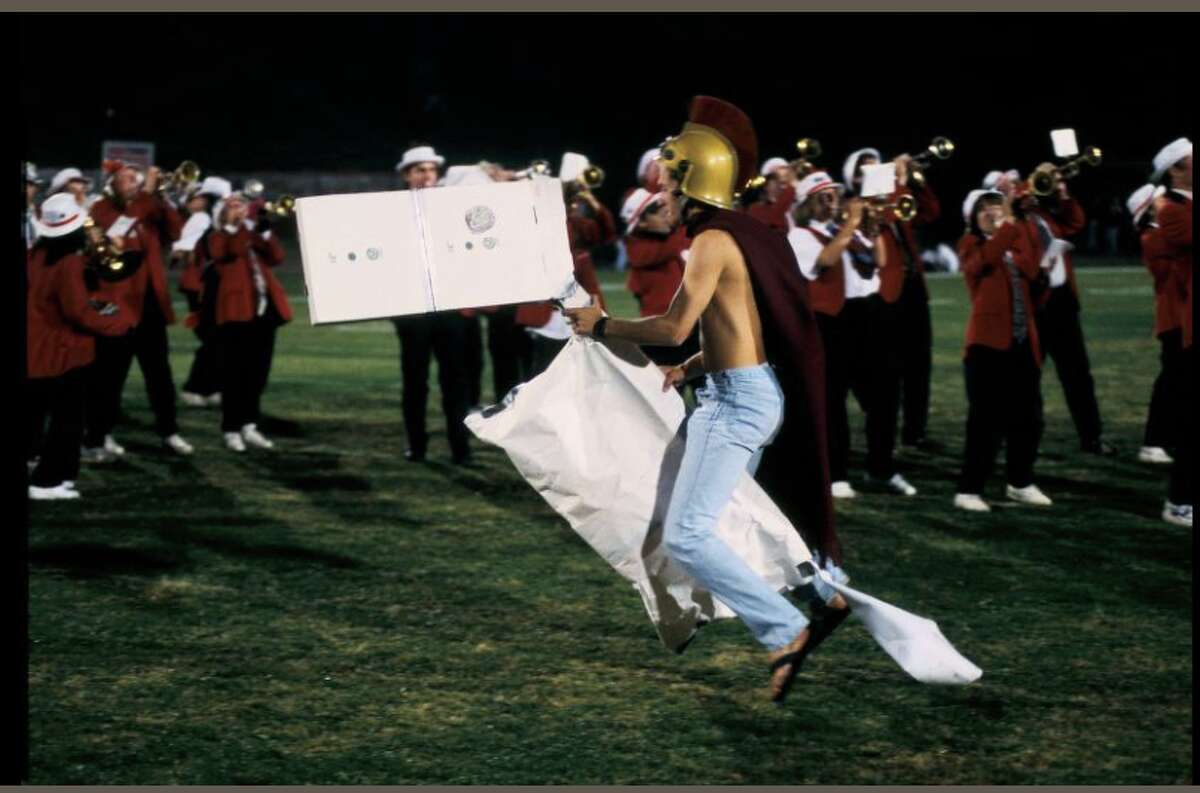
xmin=18 ymin=12 xmax=1195 ymax=244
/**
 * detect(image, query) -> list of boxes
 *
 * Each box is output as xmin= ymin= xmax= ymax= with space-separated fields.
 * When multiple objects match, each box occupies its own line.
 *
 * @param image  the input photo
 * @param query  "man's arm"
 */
xmin=565 ymin=228 xmax=727 ymax=346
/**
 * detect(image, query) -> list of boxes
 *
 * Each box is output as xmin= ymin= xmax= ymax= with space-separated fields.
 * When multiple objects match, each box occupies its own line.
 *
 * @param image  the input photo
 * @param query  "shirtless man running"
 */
xmin=566 ymin=97 xmax=847 ymax=703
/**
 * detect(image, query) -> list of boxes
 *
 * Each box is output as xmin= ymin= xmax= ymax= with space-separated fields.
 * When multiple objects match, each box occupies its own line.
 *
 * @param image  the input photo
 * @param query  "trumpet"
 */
xmin=242 ymin=178 xmax=266 ymax=199
xmin=909 ymin=136 xmax=955 ymax=187
xmin=1029 ymin=145 xmax=1102 ymax=196
xmin=836 ymin=194 xmax=918 ymax=224
xmin=790 ymin=137 xmax=823 ymax=176
xmin=262 ymin=195 xmax=296 ymax=217
xmin=155 ymin=160 xmax=201 ymax=195
xmin=578 ymin=165 xmax=605 ymax=189
xmin=512 ymin=159 xmax=552 ymax=180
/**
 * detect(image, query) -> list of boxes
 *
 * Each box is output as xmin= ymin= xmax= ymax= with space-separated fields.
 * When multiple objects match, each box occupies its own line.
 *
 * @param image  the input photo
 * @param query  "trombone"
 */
xmin=909 ymin=136 xmax=954 ymax=187
xmin=1028 ymin=145 xmax=1102 ymax=196
xmin=262 ymin=195 xmax=296 ymax=217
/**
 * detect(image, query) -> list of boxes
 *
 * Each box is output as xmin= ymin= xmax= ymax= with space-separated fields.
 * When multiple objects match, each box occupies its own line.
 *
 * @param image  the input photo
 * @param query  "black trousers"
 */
xmin=392 ymin=312 xmax=472 ymax=458
xmin=526 ymin=335 xmax=568 ymax=380
xmin=843 ymin=296 xmax=902 ymax=480
xmin=219 ymin=306 xmax=281 ymax=432
xmin=1035 ymin=285 xmax=1104 ymax=446
xmin=1168 ymin=344 xmax=1193 ymax=506
xmin=83 ymin=300 xmax=179 ymax=445
xmin=182 ymin=322 xmax=224 ymax=397
xmin=464 ymin=314 xmax=484 ymax=408
xmin=486 ymin=306 xmax=523 ymax=404
xmin=1144 ymin=329 xmax=1184 ymax=451
xmin=957 ymin=342 xmax=1044 ymax=494
xmin=896 ymin=274 xmax=933 ymax=444
xmin=25 ymin=367 xmax=87 ymax=487
xmin=816 ymin=311 xmax=851 ymax=482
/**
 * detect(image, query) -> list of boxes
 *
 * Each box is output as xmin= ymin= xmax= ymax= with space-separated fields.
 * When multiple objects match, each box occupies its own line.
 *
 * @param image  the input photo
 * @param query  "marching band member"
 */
xmin=514 ymin=153 xmax=611 ymax=379
xmin=873 ymin=148 xmax=942 ymax=452
xmin=202 ymin=190 xmax=291 ymax=452
xmin=953 ymin=189 xmax=1051 ymax=512
xmin=84 ymin=162 xmax=194 ymax=459
xmin=1126 ymin=184 xmax=1177 ymax=466
xmin=25 ymin=162 xmax=43 ymax=249
xmin=1151 ymin=137 xmax=1193 ymax=528
xmin=746 ymin=157 xmax=797 ymax=234
xmin=837 ymin=148 xmax=917 ymax=497
xmin=635 ymin=146 xmax=662 ymax=194
xmin=25 ymin=194 xmax=133 ymax=500
xmin=391 ymin=145 xmax=473 ymax=464
xmin=48 ymin=167 xmax=97 ymax=210
xmin=991 ymin=167 xmax=1115 ymax=456
xmin=178 ymin=176 xmax=233 ymax=408
xmin=620 ymin=187 xmax=697 ymax=367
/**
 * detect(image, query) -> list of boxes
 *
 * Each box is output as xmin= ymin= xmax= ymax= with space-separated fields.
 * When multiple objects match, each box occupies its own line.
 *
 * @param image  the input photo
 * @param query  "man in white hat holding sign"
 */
xmin=1150 ymin=137 xmax=1193 ymax=528
xmin=390 ymin=144 xmax=474 ymax=465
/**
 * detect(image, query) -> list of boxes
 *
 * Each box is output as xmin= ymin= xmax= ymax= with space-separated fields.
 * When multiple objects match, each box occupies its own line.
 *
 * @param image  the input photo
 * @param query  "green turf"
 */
xmin=27 ymin=250 xmax=1192 ymax=784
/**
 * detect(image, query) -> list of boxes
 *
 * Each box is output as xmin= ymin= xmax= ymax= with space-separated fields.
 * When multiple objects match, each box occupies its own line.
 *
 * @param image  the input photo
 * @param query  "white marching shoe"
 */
xmin=206 ymin=393 xmax=222 ymax=407
xmin=163 ymin=434 xmax=195 ymax=456
xmin=1162 ymin=501 xmax=1193 ymax=528
xmin=224 ymin=432 xmax=247 ymax=453
xmin=80 ymin=446 xmax=117 ymax=464
xmin=240 ymin=423 xmax=275 ymax=450
xmin=831 ymin=480 xmax=857 ymax=499
xmin=181 ymin=391 xmax=208 ymax=408
xmin=1006 ymin=483 xmax=1053 ymax=506
xmin=882 ymin=473 xmax=918 ymax=497
xmin=954 ymin=493 xmax=991 ymax=512
xmin=1138 ymin=446 xmax=1174 ymax=465
xmin=103 ymin=435 xmax=126 ymax=457
xmin=29 ymin=483 xmax=81 ymax=501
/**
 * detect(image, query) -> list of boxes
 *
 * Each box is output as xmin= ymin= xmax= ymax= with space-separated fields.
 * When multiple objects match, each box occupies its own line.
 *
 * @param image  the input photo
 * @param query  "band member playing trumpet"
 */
xmin=991 ymin=165 xmax=1114 ymax=457
xmin=873 ymin=145 xmax=943 ymax=452
xmin=835 ymin=149 xmax=918 ymax=497
xmin=25 ymin=194 xmax=134 ymax=500
xmin=953 ymin=189 xmax=1051 ymax=512
xmin=178 ymin=177 xmax=233 ymax=408
xmin=788 ymin=168 xmax=915 ymax=501
xmin=1150 ymin=137 xmax=1193 ymax=528
xmin=564 ymin=96 xmax=847 ymax=704
xmin=391 ymin=145 xmax=473 ymax=464
xmin=746 ymin=157 xmax=797 ymax=234
xmin=85 ymin=162 xmax=194 ymax=458
xmin=201 ymin=191 xmax=292 ymax=452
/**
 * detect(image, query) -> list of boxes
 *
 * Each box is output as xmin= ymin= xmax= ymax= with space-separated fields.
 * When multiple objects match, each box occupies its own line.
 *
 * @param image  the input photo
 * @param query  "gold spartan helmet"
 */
xmin=657 ymin=121 xmax=741 ymax=210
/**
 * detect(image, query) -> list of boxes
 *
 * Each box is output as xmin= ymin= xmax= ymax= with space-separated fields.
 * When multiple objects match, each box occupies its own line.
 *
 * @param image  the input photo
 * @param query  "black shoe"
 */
xmin=1081 ymin=438 xmax=1118 ymax=457
xmin=404 ymin=448 xmax=426 ymax=462
xmin=903 ymin=436 xmax=943 ymax=452
xmin=451 ymin=450 xmax=473 ymax=466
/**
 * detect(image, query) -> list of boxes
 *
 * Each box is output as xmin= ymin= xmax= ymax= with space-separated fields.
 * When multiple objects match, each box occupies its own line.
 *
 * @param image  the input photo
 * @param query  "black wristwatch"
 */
xmin=593 ymin=316 xmax=608 ymax=339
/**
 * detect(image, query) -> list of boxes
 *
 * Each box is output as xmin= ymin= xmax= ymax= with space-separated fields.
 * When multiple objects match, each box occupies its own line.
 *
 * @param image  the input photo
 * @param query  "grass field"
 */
xmin=26 ymin=247 xmax=1192 ymax=784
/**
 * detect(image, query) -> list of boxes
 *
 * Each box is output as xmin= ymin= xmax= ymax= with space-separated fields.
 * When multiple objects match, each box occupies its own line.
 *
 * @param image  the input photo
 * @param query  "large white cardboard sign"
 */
xmin=295 ymin=176 xmax=575 ymax=324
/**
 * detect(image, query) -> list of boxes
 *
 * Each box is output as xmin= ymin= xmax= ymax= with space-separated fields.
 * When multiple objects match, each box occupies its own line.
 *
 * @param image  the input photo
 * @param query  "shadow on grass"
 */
xmin=29 ymin=542 xmax=185 ymax=578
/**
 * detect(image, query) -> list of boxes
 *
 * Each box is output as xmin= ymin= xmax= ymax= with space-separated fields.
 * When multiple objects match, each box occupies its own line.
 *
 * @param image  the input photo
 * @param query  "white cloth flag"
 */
xmin=466 ymin=337 xmax=982 ymax=684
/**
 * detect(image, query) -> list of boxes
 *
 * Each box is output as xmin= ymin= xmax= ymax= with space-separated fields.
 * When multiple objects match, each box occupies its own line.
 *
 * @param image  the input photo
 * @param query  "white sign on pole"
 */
xmin=101 ymin=140 xmax=156 ymax=170
xmin=295 ymin=176 xmax=575 ymax=324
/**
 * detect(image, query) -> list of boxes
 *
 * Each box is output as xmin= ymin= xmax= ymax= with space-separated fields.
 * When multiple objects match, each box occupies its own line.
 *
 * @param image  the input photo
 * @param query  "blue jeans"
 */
xmin=663 ymin=364 xmax=809 ymax=651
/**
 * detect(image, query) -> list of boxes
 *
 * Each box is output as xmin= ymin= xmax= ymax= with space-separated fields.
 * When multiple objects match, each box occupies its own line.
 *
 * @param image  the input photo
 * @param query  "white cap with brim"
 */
xmin=1126 ymin=183 xmax=1166 ymax=225
xmin=49 ymin=167 xmax=92 ymax=195
xmin=637 ymin=148 xmax=660 ymax=183
xmin=760 ymin=157 xmax=790 ymax=177
xmin=396 ymin=145 xmax=446 ymax=173
xmin=962 ymin=188 xmax=1003 ymax=223
xmin=26 ymin=163 xmax=43 ymax=185
xmin=982 ymin=169 xmax=1021 ymax=189
xmin=1151 ymin=137 xmax=1192 ymax=183
xmin=560 ymin=152 xmax=589 ymax=183
xmin=35 ymin=193 xmax=88 ymax=237
xmin=842 ymin=147 xmax=881 ymax=191
xmin=620 ymin=187 xmax=662 ymax=234
xmin=795 ymin=170 xmax=838 ymax=203
xmin=198 ymin=176 xmax=232 ymax=199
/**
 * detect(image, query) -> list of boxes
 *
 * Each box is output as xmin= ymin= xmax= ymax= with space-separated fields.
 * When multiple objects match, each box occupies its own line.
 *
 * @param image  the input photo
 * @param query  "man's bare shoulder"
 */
xmin=690 ymin=228 xmax=742 ymax=268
